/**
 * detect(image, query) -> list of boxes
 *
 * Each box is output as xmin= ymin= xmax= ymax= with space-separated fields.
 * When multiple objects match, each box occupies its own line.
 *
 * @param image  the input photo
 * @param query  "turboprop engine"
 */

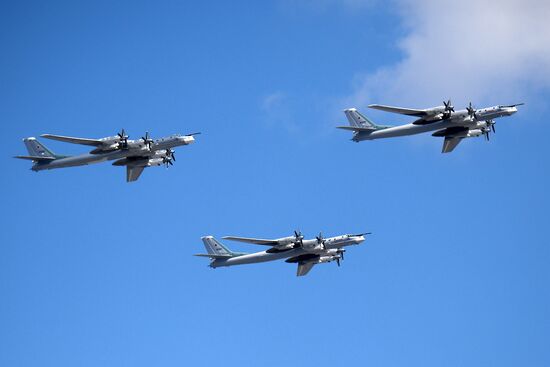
xmin=465 ymin=129 xmax=483 ymax=138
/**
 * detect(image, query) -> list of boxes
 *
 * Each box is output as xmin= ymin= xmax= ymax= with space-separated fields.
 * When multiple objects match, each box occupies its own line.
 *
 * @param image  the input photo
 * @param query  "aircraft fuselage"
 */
xmin=354 ymin=105 xmax=518 ymax=142
xmin=32 ymin=135 xmax=194 ymax=171
xmin=211 ymin=235 xmax=365 ymax=268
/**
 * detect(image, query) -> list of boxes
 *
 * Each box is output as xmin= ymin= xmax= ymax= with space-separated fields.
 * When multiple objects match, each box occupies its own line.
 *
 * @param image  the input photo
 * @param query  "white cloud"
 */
xmin=345 ymin=0 xmax=550 ymax=109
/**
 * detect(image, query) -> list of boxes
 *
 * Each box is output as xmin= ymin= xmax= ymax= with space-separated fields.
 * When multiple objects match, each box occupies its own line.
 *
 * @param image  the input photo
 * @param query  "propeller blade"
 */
xmin=336 ymin=258 xmax=340 ymax=267
xmin=141 ymin=132 xmax=154 ymax=149
xmin=466 ymin=102 xmax=478 ymax=119
xmin=186 ymin=132 xmax=202 ymax=136
xmin=444 ymin=99 xmax=454 ymax=112
xmin=492 ymin=124 xmax=496 ymax=133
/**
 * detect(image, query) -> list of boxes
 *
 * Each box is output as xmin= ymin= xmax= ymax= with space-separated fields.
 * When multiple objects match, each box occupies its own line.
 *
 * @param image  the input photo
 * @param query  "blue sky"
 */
xmin=1 ymin=1 xmax=549 ymax=366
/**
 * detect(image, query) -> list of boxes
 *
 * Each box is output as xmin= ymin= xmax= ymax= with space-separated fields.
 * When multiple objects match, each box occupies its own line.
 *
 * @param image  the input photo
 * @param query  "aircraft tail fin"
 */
xmin=195 ymin=236 xmax=244 ymax=259
xmin=337 ymin=108 xmax=390 ymax=135
xmin=22 ymin=137 xmax=59 ymax=159
xmin=344 ymin=108 xmax=380 ymax=129
xmin=14 ymin=137 xmax=67 ymax=165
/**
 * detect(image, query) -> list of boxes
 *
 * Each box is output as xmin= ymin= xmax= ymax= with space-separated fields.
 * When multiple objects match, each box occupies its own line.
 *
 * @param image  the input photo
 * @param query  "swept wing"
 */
xmin=368 ymin=104 xmax=430 ymax=117
xmin=442 ymin=137 xmax=463 ymax=153
xmin=41 ymin=134 xmax=104 ymax=146
xmin=222 ymin=236 xmax=279 ymax=245
xmin=297 ymin=262 xmax=316 ymax=276
xmin=126 ymin=166 xmax=145 ymax=182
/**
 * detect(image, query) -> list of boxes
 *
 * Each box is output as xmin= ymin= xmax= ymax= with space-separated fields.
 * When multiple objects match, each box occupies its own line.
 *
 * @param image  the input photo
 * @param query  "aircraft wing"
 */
xmin=222 ymin=236 xmax=279 ymax=245
xmin=442 ymin=137 xmax=463 ymax=153
xmin=297 ymin=262 xmax=316 ymax=276
xmin=41 ymin=134 xmax=103 ymax=146
xmin=368 ymin=104 xmax=429 ymax=117
xmin=126 ymin=166 xmax=145 ymax=182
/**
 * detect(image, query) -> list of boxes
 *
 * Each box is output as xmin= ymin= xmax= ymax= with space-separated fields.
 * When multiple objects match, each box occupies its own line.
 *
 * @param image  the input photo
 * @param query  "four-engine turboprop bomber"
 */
xmin=14 ymin=130 xmax=199 ymax=182
xmin=338 ymin=100 xmax=523 ymax=153
xmin=195 ymin=231 xmax=369 ymax=276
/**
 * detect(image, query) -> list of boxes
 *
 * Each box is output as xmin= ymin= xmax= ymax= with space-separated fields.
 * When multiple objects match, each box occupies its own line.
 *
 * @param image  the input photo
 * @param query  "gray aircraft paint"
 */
xmin=339 ymin=103 xmax=521 ymax=152
xmin=196 ymin=234 xmax=366 ymax=276
xmin=16 ymin=133 xmax=195 ymax=181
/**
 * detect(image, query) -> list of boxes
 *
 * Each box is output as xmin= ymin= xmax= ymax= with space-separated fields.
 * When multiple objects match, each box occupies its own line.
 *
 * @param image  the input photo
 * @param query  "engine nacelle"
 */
xmin=147 ymin=158 xmax=164 ymax=167
xmin=151 ymin=149 xmax=169 ymax=159
xmin=466 ymin=129 xmax=483 ymax=138
xmin=318 ymin=255 xmax=341 ymax=263
xmin=276 ymin=236 xmax=297 ymax=246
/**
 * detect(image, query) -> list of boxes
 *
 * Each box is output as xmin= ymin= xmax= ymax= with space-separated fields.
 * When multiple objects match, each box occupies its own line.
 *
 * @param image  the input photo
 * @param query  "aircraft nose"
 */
xmin=181 ymin=136 xmax=195 ymax=144
xmin=504 ymin=106 xmax=518 ymax=115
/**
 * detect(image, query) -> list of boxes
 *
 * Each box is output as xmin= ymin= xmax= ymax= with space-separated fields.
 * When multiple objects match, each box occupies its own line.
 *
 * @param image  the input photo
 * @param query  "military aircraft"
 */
xmin=15 ymin=129 xmax=199 ymax=182
xmin=195 ymin=231 xmax=369 ymax=276
xmin=337 ymin=100 xmax=523 ymax=153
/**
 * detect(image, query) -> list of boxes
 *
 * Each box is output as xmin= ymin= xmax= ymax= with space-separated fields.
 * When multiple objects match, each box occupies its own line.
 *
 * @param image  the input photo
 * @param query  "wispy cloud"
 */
xmin=260 ymin=91 xmax=300 ymax=133
xmin=344 ymin=0 xmax=550 ymax=109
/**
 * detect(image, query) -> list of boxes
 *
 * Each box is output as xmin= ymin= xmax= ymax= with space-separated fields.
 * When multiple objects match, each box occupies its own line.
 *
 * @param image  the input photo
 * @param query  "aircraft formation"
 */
xmin=16 ymin=99 xmax=523 ymax=276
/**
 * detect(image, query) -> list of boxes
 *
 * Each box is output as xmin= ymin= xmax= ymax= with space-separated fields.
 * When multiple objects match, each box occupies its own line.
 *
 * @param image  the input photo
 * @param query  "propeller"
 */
xmin=117 ymin=128 xmax=129 ymax=149
xmin=141 ymin=132 xmax=154 ymax=150
xmin=316 ymin=232 xmax=326 ymax=250
xmin=186 ymin=132 xmax=202 ymax=136
xmin=163 ymin=149 xmax=176 ymax=168
xmin=466 ymin=102 xmax=477 ymax=120
xmin=337 ymin=249 xmax=346 ymax=261
xmin=443 ymin=99 xmax=455 ymax=118
xmin=335 ymin=249 xmax=346 ymax=267
xmin=293 ymin=230 xmax=304 ymax=247
xmin=488 ymin=120 xmax=496 ymax=133
xmin=483 ymin=120 xmax=496 ymax=141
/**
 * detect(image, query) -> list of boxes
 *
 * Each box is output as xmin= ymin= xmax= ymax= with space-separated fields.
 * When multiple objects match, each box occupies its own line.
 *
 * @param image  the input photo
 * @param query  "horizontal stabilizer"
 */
xmin=14 ymin=155 xmax=56 ymax=162
xmin=194 ymin=253 xmax=234 ymax=259
xmin=336 ymin=126 xmax=376 ymax=132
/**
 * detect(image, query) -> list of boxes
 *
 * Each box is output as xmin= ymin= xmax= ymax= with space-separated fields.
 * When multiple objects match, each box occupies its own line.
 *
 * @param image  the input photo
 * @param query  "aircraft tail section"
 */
xmin=337 ymin=108 xmax=390 ymax=134
xmin=14 ymin=137 xmax=66 ymax=164
xmin=344 ymin=108 xmax=379 ymax=129
xmin=195 ymin=236 xmax=245 ymax=259
xmin=23 ymin=137 xmax=58 ymax=158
